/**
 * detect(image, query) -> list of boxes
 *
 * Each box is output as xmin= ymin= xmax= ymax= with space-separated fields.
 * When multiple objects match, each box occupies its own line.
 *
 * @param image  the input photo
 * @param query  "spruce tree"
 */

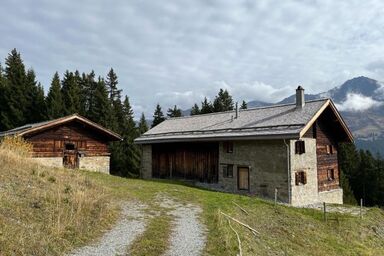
xmin=152 ymin=104 xmax=165 ymax=128
xmin=213 ymin=89 xmax=234 ymax=112
xmin=190 ymin=103 xmax=200 ymax=115
xmin=106 ymin=68 xmax=122 ymax=102
xmin=167 ymin=105 xmax=182 ymax=118
xmin=0 ymin=63 xmax=11 ymax=130
xmin=25 ymin=69 xmax=46 ymax=122
xmin=46 ymin=72 xmax=64 ymax=119
xmin=138 ymin=112 xmax=148 ymax=135
xmin=4 ymin=48 xmax=27 ymax=127
xmin=89 ymin=77 xmax=111 ymax=127
xmin=240 ymin=100 xmax=247 ymax=110
xmin=200 ymin=97 xmax=213 ymax=114
xmin=61 ymin=70 xmax=81 ymax=115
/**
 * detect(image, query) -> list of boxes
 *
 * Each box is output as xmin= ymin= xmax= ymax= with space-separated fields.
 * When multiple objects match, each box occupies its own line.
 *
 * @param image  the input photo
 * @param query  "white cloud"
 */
xmin=1 ymin=0 xmax=384 ymax=118
xmin=336 ymin=93 xmax=383 ymax=112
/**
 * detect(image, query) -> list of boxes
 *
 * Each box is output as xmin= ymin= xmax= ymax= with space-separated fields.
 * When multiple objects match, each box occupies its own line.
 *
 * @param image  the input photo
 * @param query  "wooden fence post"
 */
xmin=323 ymin=202 xmax=327 ymax=222
xmin=274 ymin=188 xmax=278 ymax=206
xmin=360 ymin=198 xmax=363 ymax=219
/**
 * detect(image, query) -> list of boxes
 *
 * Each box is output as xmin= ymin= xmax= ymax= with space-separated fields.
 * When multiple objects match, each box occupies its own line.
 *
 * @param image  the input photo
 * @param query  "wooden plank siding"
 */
xmin=24 ymin=121 xmax=110 ymax=158
xmin=152 ymin=142 xmax=219 ymax=183
xmin=304 ymin=107 xmax=341 ymax=192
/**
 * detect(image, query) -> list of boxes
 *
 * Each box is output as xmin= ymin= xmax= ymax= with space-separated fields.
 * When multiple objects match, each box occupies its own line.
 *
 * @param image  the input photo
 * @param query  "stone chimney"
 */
xmin=296 ymin=86 xmax=305 ymax=108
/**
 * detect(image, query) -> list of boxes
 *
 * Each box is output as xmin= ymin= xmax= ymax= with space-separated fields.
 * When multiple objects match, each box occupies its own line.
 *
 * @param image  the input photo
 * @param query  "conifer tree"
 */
xmin=190 ymin=103 xmax=200 ymax=115
xmin=25 ymin=69 xmax=46 ymax=123
xmin=167 ymin=105 xmax=182 ymax=118
xmin=106 ymin=68 xmax=122 ymax=102
xmin=4 ymin=48 xmax=27 ymax=127
xmin=0 ymin=63 xmax=11 ymax=130
xmin=46 ymin=72 xmax=64 ymax=119
xmin=61 ymin=70 xmax=81 ymax=115
xmin=89 ymin=77 xmax=111 ymax=127
xmin=138 ymin=112 xmax=148 ymax=135
xmin=200 ymin=97 xmax=213 ymax=114
xmin=240 ymin=100 xmax=247 ymax=110
xmin=213 ymin=89 xmax=234 ymax=112
xmin=152 ymin=104 xmax=165 ymax=128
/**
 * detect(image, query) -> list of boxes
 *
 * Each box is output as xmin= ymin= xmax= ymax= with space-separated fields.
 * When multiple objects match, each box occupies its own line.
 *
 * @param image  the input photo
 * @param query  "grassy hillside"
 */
xmin=88 ymin=174 xmax=384 ymax=256
xmin=0 ymin=138 xmax=118 ymax=255
xmin=1 ymin=138 xmax=383 ymax=255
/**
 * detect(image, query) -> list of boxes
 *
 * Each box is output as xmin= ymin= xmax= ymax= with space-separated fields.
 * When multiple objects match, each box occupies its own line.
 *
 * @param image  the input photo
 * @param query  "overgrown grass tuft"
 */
xmin=0 ymin=136 xmax=118 ymax=255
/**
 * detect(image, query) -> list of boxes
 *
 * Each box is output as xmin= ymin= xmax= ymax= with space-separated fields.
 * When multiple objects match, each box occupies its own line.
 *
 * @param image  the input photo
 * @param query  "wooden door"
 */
xmin=238 ymin=167 xmax=249 ymax=190
xmin=63 ymin=142 xmax=78 ymax=169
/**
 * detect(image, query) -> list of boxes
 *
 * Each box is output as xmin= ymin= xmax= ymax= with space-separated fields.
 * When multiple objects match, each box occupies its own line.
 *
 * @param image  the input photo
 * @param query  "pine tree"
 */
xmin=25 ymin=69 xmax=46 ymax=123
xmin=89 ymin=77 xmax=111 ymax=127
xmin=106 ymin=68 xmax=122 ymax=102
xmin=0 ymin=63 xmax=11 ymax=130
xmin=46 ymin=72 xmax=64 ymax=119
xmin=213 ymin=89 xmax=234 ymax=112
xmin=138 ymin=113 xmax=148 ymax=135
xmin=167 ymin=105 xmax=182 ymax=118
xmin=190 ymin=103 xmax=200 ymax=115
xmin=4 ymin=48 xmax=27 ymax=127
xmin=61 ymin=70 xmax=81 ymax=115
xmin=240 ymin=100 xmax=247 ymax=110
xmin=152 ymin=104 xmax=165 ymax=128
xmin=200 ymin=97 xmax=213 ymax=114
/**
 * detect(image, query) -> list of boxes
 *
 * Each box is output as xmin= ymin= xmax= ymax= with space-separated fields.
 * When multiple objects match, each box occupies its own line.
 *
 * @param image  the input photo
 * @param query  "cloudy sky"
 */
xmin=1 ymin=0 xmax=384 ymax=117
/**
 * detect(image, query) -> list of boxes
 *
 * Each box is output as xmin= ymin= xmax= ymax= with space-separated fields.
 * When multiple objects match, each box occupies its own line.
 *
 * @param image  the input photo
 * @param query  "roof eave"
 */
xmin=134 ymin=133 xmax=300 ymax=144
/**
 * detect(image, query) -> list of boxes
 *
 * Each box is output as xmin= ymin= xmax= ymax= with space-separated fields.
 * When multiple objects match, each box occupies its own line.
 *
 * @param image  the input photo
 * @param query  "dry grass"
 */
xmin=0 ymin=137 xmax=118 ymax=255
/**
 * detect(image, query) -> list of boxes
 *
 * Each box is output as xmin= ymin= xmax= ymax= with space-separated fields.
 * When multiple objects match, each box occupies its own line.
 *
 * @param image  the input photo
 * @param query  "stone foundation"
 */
xmin=318 ymin=188 xmax=343 ymax=204
xmin=140 ymin=145 xmax=152 ymax=179
xmin=32 ymin=157 xmax=63 ymax=168
xmin=79 ymin=156 xmax=110 ymax=174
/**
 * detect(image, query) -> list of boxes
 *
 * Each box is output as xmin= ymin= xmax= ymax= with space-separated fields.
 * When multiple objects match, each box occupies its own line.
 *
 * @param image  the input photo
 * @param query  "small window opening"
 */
xmin=295 ymin=171 xmax=307 ymax=185
xmin=223 ymin=164 xmax=234 ymax=178
xmin=295 ymin=140 xmax=305 ymax=154
xmin=326 ymin=145 xmax=334 ymax=155
xmin=224 ymin=142 xmax=234 ymax=153
xmin=65 ymin=143 xmax=75 ymax=150
xmin=327 ymin=169 xmax=335 ymax=181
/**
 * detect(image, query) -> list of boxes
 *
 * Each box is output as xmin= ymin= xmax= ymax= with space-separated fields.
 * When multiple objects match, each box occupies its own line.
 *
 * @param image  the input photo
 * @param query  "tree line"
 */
xmin=0 ymin=49 xmax=147 ymax=177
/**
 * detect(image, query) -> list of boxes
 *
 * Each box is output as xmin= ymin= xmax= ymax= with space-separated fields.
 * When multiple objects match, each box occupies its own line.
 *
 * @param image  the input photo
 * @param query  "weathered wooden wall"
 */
xmin=24 ymin=121 xmax=110 ymax=157
xmin=152 ymin=142 xmax=219 ymax=183
xmin=304 ymin=107 xmax=341 ymax=192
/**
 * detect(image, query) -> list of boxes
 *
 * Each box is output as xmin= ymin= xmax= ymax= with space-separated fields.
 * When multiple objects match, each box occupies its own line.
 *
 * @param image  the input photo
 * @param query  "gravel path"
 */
xmin=158 ymin=195 xmax=207 ymax=256
xmin=68 ymin=202 xmax=146 ymax=256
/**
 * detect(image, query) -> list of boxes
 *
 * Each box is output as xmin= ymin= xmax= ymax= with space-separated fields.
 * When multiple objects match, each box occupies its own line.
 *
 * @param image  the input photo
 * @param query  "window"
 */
xmin=223 ymin=164 xmax=234 ymax=178
xmin=326 ymin=145 xmax=334 ymax=155
xmin=295 ymin=140 xmax=305 ymax=154
xmin=295 ymin=171 xmax=307 ymax=185
xmin=65 ymin=143 xmax=75 ymax=150
xmin=224 ymin=142 xmax=234 ymax=153
xmin=327 ymin=169 xmax=335 ymax=181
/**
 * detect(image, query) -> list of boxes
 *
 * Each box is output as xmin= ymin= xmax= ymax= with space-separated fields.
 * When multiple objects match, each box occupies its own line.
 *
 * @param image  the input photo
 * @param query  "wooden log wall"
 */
xmin=25 ymin=121 xmax=110 ymax=157
xmin=152 ymin=142 xmax=219 ymax=183
xmin=305 ymin=107 xmax=341 ymax=192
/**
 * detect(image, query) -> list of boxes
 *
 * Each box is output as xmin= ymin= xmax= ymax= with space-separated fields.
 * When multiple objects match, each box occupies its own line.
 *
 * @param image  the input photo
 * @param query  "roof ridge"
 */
xmin=167 ymin=98 xmax=329 ymax=121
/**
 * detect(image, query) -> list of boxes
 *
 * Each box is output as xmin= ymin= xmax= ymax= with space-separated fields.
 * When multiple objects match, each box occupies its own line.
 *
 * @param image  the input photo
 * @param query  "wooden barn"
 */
xmin=135 ymin=87 xmax=354 ymax=206
xmin=0 ymin=114 xmax=122 ymax=173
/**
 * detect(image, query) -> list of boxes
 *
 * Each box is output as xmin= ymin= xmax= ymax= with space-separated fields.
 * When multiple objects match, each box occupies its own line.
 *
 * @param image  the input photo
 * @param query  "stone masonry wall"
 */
xmin=140 ymin=144 xmax=152 ymax=179
xmin=78 ymin=156 xmax=110 ymax=174
xmin=217 ymin=140 xmax=289 ymax=203
xmin=32 ymin=157 xmax=63 ymax=168
xmin=290 ymin=138 xmax=319 ymax=206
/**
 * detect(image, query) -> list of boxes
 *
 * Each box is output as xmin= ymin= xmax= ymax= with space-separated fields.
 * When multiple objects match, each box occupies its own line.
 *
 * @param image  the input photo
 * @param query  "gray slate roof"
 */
xmin=0 ymin=120 xmax=52 ymax=137
xmin=135 ymin=99 xmax=329 ymax=144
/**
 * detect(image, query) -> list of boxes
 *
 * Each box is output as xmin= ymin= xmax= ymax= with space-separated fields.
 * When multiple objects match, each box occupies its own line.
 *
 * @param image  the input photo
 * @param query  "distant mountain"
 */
xmin=177 ymin=76 xmax=384 ymax=154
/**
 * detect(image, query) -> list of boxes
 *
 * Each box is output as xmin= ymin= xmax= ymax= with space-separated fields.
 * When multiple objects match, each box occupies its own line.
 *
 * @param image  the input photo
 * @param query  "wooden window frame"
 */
xmin=295 ymin=171 xmax=307 ymax=186
xmin=224 ymin=141 xmax=234 ymax=153
xmin=223 ymin=164 xmax=234 ymax=178
xmin=326 ymin=145 xmax=334 ymax=155
xmin=327 ymin=169 xmax=335 ymax=181
xmin=295 ymin=140 xmax=305 ymax=155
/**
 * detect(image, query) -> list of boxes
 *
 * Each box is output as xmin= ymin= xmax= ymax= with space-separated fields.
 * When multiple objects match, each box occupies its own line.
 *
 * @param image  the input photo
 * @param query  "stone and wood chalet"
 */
xmin=0 ymin=114 xmax=122 ymax=173
xmin=135 ymin=87 xmax=353 ymax=206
